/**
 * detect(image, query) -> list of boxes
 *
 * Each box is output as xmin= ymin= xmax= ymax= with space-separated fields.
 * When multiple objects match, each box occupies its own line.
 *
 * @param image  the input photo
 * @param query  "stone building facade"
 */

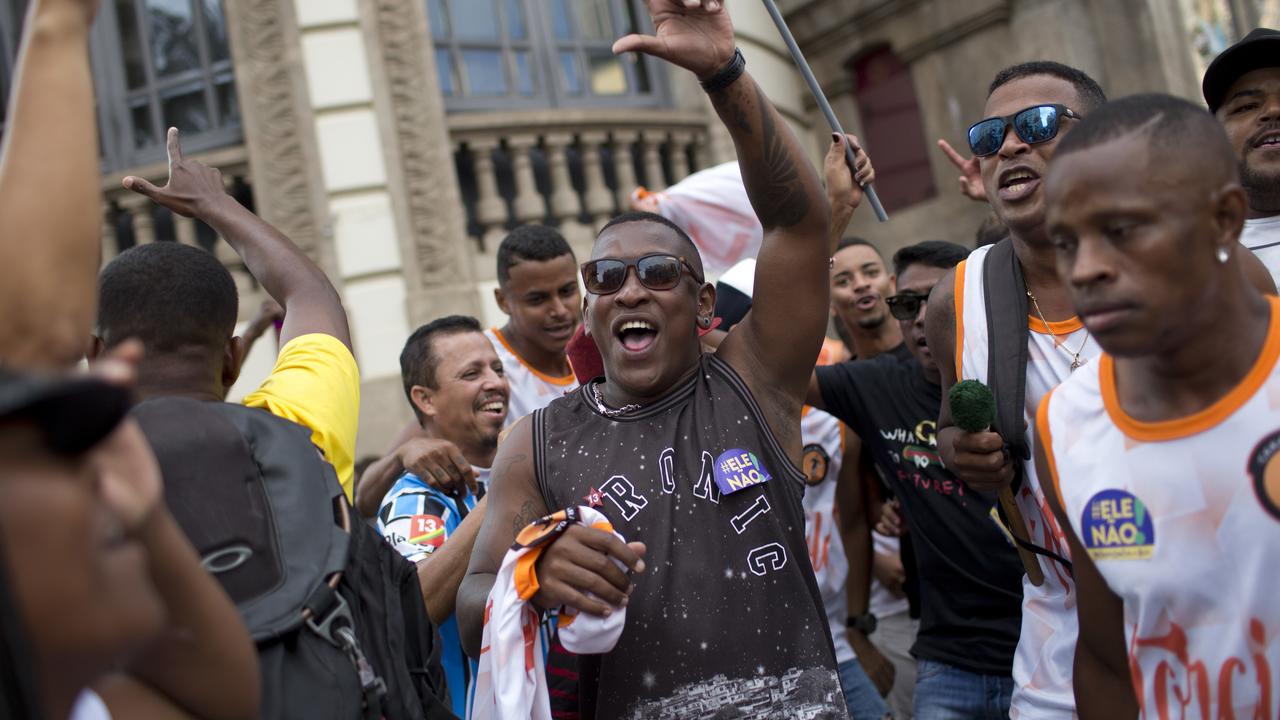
xmin=0 ymin=0 xmax=1271 ymax=455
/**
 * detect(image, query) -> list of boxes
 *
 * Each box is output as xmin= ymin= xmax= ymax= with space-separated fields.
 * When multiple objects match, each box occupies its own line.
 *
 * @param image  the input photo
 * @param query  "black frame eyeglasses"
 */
xmin=580 ymin=254 xmax=705 ymax=296
xmin=967 ymin=104 xmax=1080 ymax=157
xmin=885 ymin=291 xmax=931 ymax=321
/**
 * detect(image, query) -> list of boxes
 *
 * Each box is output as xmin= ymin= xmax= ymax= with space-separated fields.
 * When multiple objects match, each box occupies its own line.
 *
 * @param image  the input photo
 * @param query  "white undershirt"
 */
xmin=1241 ymin=214 xmax=1280 ymax=290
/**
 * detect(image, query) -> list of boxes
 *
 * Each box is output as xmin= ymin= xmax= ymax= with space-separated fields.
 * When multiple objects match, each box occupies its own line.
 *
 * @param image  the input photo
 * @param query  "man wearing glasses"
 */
xmin=923 ymin=61 xmax=1107 ymax=719
xmin=457 ymin=1 xmax=875 ymax=715
xmin=809 ymin=241 xmax=1026 ymax=718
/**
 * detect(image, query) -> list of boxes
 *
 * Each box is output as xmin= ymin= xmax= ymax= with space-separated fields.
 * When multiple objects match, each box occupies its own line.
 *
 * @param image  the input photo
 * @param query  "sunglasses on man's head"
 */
xmin=885 ymin=291 xmax=931 ymax=321
xmin=967 ymin=104 xmax=1080 ymax=157
xmin=580 ymin=254 xmax=704 ymax=296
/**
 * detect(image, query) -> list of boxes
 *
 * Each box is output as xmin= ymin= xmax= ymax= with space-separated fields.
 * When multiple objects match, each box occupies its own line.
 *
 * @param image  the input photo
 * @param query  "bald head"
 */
xmin=1055 ymin=93 xmax=1238 ymax=188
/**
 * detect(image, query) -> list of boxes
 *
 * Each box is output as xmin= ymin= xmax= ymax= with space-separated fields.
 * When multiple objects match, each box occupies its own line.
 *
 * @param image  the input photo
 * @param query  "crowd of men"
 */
xmin=1 ymin=0 xmax=1279 ymax=718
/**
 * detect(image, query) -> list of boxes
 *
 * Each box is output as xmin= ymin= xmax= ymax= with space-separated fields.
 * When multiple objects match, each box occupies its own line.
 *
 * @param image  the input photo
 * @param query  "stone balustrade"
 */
xmin=448 ymin=109 xmax=712 ymax=256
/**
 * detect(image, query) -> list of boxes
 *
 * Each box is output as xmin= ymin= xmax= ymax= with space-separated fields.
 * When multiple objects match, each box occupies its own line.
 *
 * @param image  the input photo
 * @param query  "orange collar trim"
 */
xmin=1027 ymin=315 xmax=1085 ymax=335
xmin=1100 ymin=296 xmax=1280 ymax=442
xmin=490 ymin=327 xmax=576 ymax=386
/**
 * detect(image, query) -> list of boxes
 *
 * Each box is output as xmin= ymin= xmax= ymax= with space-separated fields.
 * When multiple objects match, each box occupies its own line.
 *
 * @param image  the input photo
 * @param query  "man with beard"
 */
xmin=355 ymin=226 xmax=581 ymax=517
xmin=458 ymin=1 xmax=873 ymax=715
xmin=378 ymin=315 xmax=510 ymax=717
xmin=1035 ymin=93 xmax=1280 ymax=719
xmin=1204 ymin=28 xmax=1280 ymax=287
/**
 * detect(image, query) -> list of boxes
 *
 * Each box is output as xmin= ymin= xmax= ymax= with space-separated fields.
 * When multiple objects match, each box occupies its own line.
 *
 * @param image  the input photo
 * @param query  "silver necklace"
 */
xmin=1027 ymin=290 xmax=1091 ymax=371
xmin=589 ymin=381 xmax=641 ymax=417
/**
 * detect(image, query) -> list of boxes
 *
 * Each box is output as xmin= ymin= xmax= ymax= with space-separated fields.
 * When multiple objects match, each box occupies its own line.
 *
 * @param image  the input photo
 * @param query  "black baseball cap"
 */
xmin=1203 ymin=27 xmax=1280 ymax=112
xmin=0 ymin=369 xmax=132 ymax=457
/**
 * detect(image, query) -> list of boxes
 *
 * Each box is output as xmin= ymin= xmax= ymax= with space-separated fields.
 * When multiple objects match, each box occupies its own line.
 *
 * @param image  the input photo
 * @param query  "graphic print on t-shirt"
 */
xmin=535 ymin=354 xmax=845 ymax=718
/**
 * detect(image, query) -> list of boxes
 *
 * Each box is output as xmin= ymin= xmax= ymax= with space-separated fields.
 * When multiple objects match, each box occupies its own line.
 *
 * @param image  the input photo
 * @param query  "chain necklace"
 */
xmin=1027 ymin=290 xmax=1091 ymax=371
xmin=589 ymin=380 xmax=641 ymax=417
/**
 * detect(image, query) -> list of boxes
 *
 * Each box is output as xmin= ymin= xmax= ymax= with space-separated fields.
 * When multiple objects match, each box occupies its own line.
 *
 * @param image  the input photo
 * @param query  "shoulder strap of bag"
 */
xmin=981 ymin=238 xmax=1031 ymax=480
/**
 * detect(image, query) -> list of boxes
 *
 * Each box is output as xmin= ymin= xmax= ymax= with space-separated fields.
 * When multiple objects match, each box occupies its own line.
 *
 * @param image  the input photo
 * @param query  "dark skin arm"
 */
xmin=0 ymin=0 xmax=102 ymax=369
xmin=123 ymin=129 xmax=351 ymax=351
xmin=457 ymin=418 xmax=646 ymax=659
xmin=923 ymin=270 xmax=1016 ymax=491
xmin=1034 ymin=427 xmax=1136 ymax=719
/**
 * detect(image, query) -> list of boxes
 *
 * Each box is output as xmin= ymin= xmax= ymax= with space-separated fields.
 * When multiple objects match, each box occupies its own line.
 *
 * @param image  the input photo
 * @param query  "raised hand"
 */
xmin=937 ymin=138 xmax=986 ymax=202
xmin=611 ymin=0 xmax=735 ymax=80
xmin=123 ymin=128 xmax=228 ymax=218
xmin=824 ymin=133 xmax=876 ymax=240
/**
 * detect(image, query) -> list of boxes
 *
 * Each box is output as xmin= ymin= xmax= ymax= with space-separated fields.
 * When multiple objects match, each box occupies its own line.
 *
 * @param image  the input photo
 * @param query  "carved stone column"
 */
xmin=359 ymin=0 xmax=481 ymax=326
xmin=508 ymin=134 xmax=545 ymax=225
xmin=544 ymin=132 xmax=580 ymax=224
xmin=221 ymin=0 xmax=334 ymax=277
xmin=669 ymin=130 xmax=693 ymax=184
xmin=610 ymin=130 xmax=639 ymax=211
xmin=579 ymin=130 xmax=615 ymax=228
xmin=640 ymin=130 xmax=667 ymax=192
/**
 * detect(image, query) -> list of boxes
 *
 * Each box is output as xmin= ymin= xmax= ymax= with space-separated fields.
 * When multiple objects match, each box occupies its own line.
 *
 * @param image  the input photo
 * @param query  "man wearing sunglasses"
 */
xmin=809 ymin=241 xmax=1026 ymax=718
xmin=922 ymin=61 xmax=1107 ymax=719
xmin=458 ymin=1 xmax=874 ymax=715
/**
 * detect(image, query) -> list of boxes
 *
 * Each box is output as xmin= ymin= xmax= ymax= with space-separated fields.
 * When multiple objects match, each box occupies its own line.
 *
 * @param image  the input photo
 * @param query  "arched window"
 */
xmin=428 ymin=0 xmax=667 ymax=111
xmin=850 ymin=45 xmax=935 ymax=212
xmin=0 ymin=0 xmax=241 ymax=172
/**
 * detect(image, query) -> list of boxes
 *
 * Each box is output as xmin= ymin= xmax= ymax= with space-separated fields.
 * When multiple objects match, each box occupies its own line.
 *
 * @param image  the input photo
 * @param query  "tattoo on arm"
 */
xmin=512 ymin=500 xmax=539 ymax=538
xmin=755 ymin=83 xmax=808 ymax=228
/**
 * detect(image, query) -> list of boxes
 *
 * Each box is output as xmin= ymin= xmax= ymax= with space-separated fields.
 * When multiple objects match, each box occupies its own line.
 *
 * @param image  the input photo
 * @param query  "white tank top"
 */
xmin=485 ymin=327 xmax=578 ymax=428
xmin=1039 ymin=296 xmax=1280 ymax=719
xmin=801 ymin=405 xmax=855 ymax=665
xmin=955 ymin=243 xmax=1101 ymax=717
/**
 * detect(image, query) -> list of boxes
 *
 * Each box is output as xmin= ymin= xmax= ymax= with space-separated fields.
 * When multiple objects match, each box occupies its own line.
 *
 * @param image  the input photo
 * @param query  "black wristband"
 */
xmin=700 ymin=48 xmax=745 ymax=94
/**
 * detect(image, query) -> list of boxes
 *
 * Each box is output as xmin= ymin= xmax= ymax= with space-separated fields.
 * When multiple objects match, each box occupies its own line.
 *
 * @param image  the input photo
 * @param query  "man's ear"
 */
xmin=87 ymin=335 xmax=106 ymax=361
xmin=698 ymin=282 xmax=717 ymax=322
xmin=1212 ymin=183 xmax=1249 ymax=254
xmin=889 ymin=274 xmax=898 ymax=296
xmin=221 ymin=336 xmax=246 ymax=397
xmin=581 ymin=297 xmax=591 ymax=335
xmin=409 ymin=385 xmax=436 ymax=420
xmin=494 ymin=285 xmax=512 ymax=316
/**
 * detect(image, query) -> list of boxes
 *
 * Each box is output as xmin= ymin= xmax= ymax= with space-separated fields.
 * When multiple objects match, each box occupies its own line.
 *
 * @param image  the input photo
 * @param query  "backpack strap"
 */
xmin=981 ymin=238 xmax=1032 ymax=486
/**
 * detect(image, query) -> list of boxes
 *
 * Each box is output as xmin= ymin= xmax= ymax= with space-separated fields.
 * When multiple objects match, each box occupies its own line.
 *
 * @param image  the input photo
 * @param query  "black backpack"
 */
xmin=133 ymin=397 xmax=456 ymax=720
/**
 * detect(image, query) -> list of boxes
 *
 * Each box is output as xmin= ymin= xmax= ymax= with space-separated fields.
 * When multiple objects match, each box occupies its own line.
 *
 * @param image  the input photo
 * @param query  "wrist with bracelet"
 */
xmin=699 ymin=47 xmax=745 ymax=94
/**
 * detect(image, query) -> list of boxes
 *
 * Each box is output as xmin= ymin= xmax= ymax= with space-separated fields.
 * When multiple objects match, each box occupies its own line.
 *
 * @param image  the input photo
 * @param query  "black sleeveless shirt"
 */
xmin=534 ymin=353 xmax=846 ymax=719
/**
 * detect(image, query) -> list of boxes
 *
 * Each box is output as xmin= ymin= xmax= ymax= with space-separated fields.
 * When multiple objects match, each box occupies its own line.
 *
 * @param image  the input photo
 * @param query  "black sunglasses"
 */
xmin=580 ymin=254 xmax=705 ymax=296
xmin=885 ymin=290 xmax=931 ymax=321
xmin=967 ymin=104 xmax=1080 ymax=157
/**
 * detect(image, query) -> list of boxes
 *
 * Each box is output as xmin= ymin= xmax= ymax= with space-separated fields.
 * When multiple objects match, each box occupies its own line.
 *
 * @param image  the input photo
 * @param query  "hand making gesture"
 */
xmin=612 ymin=0 xmax=735 ymax=80
xmin=936 ymin=138 xmax=986 ymax=202
xmin=123 ymin=128 xmax=229 ymax=218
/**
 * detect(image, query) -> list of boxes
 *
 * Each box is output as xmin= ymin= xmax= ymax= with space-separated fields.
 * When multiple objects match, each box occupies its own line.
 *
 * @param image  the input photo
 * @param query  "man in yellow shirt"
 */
xmin=94 ymin=128 xmax=360 ymax=500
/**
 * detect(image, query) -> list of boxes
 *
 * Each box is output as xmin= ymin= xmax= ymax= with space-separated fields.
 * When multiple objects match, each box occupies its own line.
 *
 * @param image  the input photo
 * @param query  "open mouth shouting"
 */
xmin=997 ymin=166 xmax=1041 ymax=202
xmin=477 ymin=395 xmax=507 ymax=419
xmin=615 ymin=317 xmax=660 ymax=357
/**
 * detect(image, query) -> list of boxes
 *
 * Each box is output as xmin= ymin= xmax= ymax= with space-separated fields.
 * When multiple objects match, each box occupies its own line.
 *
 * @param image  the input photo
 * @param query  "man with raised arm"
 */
xmin=457 ymin=1 xmax=872 ymax=715
xmin=96 ymin=128 xmax=359 ymax=502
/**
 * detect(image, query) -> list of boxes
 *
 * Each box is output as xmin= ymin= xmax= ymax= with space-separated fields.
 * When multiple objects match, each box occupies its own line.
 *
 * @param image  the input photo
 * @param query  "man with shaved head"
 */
xmin=1035 ymin=93 xmax=1280 ymax=718
xmin=457 ymin=1 xmax=875 ymax=716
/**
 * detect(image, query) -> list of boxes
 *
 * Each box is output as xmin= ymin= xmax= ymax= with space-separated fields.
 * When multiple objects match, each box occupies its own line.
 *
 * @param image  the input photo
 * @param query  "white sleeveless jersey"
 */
xmin=485 ymin=327 xmax=578 ymax=428
xmin=1039 ymin=297 xmax=1280 ymax=720
xmin=801 ymin=405 xmax=855 ymax=665
xmin=955 ymin=243 xmax=1102 ymax=717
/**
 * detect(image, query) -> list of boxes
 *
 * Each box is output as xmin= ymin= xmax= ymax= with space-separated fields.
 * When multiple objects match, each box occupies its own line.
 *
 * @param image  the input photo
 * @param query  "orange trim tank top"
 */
xmin=955 ymin=242 xmax=1102 ymax=718
xmin=485 ymin=327 xmax=578 ymax=429
xmin=1039 ymin=296 xmax=1280 ymax=719
xmin=533 ymin=353 xmax=846 ymax=718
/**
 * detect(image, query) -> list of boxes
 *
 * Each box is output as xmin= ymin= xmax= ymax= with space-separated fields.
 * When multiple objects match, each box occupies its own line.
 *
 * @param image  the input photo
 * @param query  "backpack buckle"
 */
xmin=305 ymin=589 xmax=353 ymax=647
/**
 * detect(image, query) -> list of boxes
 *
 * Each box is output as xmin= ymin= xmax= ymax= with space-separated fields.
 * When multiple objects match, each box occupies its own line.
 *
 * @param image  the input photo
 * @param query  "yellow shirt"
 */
xmin=243 ymin=333 xmax=360 ymax=501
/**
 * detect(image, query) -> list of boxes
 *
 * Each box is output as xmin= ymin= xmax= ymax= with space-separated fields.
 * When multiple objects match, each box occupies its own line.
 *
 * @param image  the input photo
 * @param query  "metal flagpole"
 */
xmin=758 ymin=0 xmax=889 ymax=222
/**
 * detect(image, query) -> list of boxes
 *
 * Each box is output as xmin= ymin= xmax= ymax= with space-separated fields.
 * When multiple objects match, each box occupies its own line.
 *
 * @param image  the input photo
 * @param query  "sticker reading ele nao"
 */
xmin=1081 ymin=489 xmax=1154 ymax=560
xmin=713 ymin=449 xmax=772 ymax=495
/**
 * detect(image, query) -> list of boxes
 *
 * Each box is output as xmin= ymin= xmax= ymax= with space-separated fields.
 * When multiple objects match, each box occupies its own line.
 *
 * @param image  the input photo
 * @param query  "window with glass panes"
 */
xmin=429 ymin=0 xmax=666 ymax=111
xmin=0 ymin=0 xmax=240 ymax=172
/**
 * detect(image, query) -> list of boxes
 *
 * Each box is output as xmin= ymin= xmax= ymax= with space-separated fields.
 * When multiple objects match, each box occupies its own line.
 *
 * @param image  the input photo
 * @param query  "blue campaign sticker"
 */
xmin=713 ymin=449 xmax=772 ymax=495
xmin=1080 ymin=489 xmax=1155 ymax=561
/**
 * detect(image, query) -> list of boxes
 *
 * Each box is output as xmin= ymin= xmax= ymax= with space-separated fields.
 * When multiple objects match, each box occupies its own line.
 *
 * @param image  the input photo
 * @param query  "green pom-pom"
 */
xmin=949 ymin=379 xmax=995 ymax=433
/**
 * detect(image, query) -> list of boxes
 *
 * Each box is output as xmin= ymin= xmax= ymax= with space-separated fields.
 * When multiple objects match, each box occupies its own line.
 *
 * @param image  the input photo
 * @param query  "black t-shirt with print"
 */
xmin=536 ymin=353 xmax=847 ymax=719
xmin=816 ymin=354 xmax=1024 ymax=676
